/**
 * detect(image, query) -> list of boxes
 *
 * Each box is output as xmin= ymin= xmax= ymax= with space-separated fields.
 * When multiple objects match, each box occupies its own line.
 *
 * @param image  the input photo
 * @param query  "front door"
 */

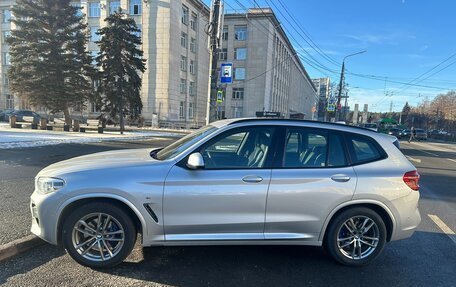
xmin=163 ymin=126 xmax=277 ymax=241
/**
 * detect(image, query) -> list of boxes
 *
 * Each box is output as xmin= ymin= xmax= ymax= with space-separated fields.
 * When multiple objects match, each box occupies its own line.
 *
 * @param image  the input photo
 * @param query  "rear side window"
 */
xmin=283 ymin=128 xmax=328 ymax=168
xmin=346 ymin=134 xmax=385 ymax=165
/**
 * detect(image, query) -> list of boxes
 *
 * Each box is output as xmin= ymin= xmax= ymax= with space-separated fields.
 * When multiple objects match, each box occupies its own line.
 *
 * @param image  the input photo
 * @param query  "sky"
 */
xmin=206 ymin=0 xmax=456 ymax=112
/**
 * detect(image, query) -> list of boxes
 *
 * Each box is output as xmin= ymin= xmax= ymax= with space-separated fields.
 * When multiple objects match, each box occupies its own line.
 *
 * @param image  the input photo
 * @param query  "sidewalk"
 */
xmin=0 ymin=124 xmax=185 ymax=149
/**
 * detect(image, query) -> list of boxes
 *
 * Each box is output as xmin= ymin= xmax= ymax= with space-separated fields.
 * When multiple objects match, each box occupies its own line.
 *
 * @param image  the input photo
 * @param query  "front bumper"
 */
xmin=30 ymin=190 xmax=66 ymax=245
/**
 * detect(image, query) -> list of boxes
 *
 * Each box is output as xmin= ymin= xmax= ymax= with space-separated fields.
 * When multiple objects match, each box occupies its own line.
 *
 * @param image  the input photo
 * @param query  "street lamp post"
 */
xmin=335 ymin=50 xmax=366 ymax=121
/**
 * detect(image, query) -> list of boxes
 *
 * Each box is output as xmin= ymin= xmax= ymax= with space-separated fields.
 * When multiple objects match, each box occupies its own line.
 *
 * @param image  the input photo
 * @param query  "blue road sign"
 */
xmin=220 ymin=63 xmax=233 ymax=84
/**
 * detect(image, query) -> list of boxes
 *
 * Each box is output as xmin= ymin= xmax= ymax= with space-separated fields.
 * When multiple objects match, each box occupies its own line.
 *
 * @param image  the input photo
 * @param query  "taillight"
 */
xmin=403 ymin=170 xmax=420 ymax=191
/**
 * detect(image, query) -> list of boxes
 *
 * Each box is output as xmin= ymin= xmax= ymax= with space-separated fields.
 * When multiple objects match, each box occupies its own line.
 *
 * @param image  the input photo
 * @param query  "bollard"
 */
xmin=73 ymin=120 xmax=80 ymax=132
xmin=97 ymin=126 xmax=103 ymax=134
xmin=9 ymin=115 xmax=17 ymax=128
xmin=40 ymin=118 xmax=47 ymax=130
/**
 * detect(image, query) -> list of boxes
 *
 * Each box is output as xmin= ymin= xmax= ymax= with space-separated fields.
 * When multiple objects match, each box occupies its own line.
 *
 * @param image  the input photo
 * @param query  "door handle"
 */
xmin=242 ymin=175 xmax=263 ymax=183
xmin=331 ymin=174 xmax=351 ymax=182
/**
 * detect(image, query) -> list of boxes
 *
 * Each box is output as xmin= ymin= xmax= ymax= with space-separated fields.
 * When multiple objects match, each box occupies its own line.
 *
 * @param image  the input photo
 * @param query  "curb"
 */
xmin=0 ymin=235 xmax=45 ymax=262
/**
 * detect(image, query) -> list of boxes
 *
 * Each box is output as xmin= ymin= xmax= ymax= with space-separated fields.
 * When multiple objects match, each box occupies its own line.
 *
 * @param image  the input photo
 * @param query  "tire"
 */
xmin=62 ymin=202 xmax=137 ymax=268
xmin=325 ymin=207 xmax=387 ymax=266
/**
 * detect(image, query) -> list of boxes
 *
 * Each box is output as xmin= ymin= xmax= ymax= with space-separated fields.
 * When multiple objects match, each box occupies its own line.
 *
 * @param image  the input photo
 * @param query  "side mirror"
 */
xmin=187 ymin=152 xmax=205 ymax=170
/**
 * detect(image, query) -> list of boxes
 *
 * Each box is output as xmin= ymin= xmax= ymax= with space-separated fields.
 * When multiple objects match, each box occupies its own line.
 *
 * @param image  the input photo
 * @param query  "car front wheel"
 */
xmin=325 ymin=207 xmax=386 ymax=266
xmin=62 ymin=202 xmax=137 ymax=268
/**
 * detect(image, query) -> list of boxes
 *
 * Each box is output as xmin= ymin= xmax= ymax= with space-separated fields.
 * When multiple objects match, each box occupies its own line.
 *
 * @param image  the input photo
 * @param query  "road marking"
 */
xmin=428 ymin=214 xmax=456 ymax=245
xmin=447 ymin=158 xmax=456 ymax=163
xmin=416 ymin=149 xmax=440 ymax=157
xmin=406 ymin=155 xmax=421 ymax=163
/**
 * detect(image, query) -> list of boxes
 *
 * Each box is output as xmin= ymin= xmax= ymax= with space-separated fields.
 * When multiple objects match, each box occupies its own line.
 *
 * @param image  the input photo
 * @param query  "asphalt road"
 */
xmin=0 ymin=139 xmax=455 ymax=287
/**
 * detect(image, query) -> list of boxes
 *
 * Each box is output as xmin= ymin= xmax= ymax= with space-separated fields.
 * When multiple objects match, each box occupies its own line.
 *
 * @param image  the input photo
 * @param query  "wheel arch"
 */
xmin=56 ymin=194 xmax=147 ymax=245
xmin=320 ymin=200 xmax=396 ymax=243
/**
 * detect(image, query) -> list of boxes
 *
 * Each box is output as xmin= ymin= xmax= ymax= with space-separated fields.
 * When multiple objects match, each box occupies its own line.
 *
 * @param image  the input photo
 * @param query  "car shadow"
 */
xmin=101 ymin=231 xmax=454 ymax=287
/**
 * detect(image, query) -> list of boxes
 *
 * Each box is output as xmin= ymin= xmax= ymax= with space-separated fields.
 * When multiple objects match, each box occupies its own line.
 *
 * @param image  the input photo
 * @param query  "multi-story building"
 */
xmin=0 ymin=1 xmax=14 ymax=111
xmin=312 ymin=77 xmax=331 ymax=121
xmin=0 ymin=0 xmax=210 ymax=128
xmin=217 ymin=8 xmax=316 ymax=119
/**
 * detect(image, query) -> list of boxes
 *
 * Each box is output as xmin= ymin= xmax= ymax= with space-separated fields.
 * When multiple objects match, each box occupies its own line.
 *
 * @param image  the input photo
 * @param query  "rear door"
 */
xmin=265 ymin=127 xmax=357 ymax=241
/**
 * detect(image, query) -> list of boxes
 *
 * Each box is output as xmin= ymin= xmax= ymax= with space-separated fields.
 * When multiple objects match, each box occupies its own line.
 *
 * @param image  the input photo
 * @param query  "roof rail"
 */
xmin=227 ymin=118 xmax=376 ymax=132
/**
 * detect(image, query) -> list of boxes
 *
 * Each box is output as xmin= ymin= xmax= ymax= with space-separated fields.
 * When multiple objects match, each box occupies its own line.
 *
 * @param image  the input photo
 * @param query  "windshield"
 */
xmin=155 ymin=125 xmax=218 ymax=160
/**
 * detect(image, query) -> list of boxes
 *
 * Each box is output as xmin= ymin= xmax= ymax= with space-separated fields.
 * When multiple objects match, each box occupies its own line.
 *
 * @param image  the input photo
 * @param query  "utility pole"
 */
xmin=205 ymin=0 xmax=223 ymax=125
xmin=389 ymin=101 xmax=393 ymax=113
xmin=335 ymin=50 xmax=366 ymax=121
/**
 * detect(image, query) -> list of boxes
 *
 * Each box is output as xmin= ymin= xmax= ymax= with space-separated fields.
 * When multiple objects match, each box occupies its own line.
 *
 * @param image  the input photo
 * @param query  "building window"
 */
xmin=3 ymin=74 xmax=9 ymax=86
xmin=179 ymin=101 xmax=185 ymax=119
xmin=180 ymin=79 xmax=187 ymax=94
xmin=188 ymin=102 xmax=194 ymax=119
xmin=6 ymin=94 xmax=14 ymax=109
xmin=90 ymin=50 xmax=99 ymax=65
xmin=181 ymin=32 xmax=187 ymax=48
xmin=234 ymin=67 xmax=245 ymax=80
xmin=218 ymin=48 xmax=227 ymax=61
xmin=90 ymin=27 xmax=100 ymax=42
xmin=189 ymin=60 xmax=195 ymax=74
xmin=189 ymin=81 xmax=195 ymax=96
xmin=71 ymin=3 xmax=84 ymax=17
xmin=190 ymin=13 xmax=197 ymax=30
xmin=2 ymin=31 xmax=10 ymax=44
xmin=232 ymin=107 xmax=243 ymax=118
xmin=2 ymin=9 xmax=11 ymax=23
xmin=234 ymin=47 xmax=247 ymax=60
xmin=234 ymin=26 xmax=247 ymax=41
xmin=181 ymin=5 xmax=189 ymax=25
xmin=2 ymin=52 xmax=10 ymax=66
xmin=129 ymin=0 xmax=142 ymax=15
xmin=180 ymin=55 xmax=187 ymax=71
xmin=190 ymin=38 xmax=196 ymax=53
xmin=109 ymin=1 xmax=121 ymax=14
xmin=88 ymin=2 xmax=101 ymax=17
xmin=222 ymin=26 xmax=228 ymax=41
xmin=232 ymin=88 xmax=244 ymax=99
xmin=133 ymin=24 xmax=141 ymax=38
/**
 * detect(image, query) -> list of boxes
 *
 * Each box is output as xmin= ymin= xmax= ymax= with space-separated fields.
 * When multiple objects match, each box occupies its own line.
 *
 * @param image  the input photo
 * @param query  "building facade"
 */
xmin=0 ymin=0 xmax=210 ymax=128
xmin=217 ymin=8 xmax=316 ymax=120
xmin=312 ymin=77 xmax=331 ymax=121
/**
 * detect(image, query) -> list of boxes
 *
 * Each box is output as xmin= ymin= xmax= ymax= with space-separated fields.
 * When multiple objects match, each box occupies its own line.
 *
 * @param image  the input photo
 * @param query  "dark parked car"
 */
xmin=399 ymin=129 xmax=411 ymax=139
xmin=11 ymin=110 xmax=41 ymax=123
xmin=0 ymin=108 xmax=16 ymax=122
xmin=387 ymin=128 xmax=401 ymax=138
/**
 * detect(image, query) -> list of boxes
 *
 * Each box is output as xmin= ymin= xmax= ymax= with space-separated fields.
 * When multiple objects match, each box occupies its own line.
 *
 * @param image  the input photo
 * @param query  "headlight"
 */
xmin=36 ymin=177 xmax=65 ymax=194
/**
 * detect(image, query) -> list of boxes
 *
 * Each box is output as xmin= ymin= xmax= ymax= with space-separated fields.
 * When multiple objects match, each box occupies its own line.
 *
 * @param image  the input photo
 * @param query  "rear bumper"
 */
xmin=390 ymin=189 xmax=421 ymax=241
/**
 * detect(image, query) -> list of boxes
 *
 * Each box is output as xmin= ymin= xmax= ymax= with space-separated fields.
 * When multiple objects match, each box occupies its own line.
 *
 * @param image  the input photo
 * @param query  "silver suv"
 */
xmin=30 ymin=119 xmax=421 ymax=268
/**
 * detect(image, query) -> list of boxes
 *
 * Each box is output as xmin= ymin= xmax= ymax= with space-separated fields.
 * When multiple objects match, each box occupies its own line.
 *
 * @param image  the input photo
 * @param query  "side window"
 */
xmin=283 ymin=128 xmax=328 ymax=168
xmin=346 ymin=134 xmax=384 ymax=165
xmin=200 ymin=127 xmax=275 ymax=169
xmin=328 ymin=133 xmax=347 ymax=167
xmin=205 ymin=132 xmax=247 ymax=153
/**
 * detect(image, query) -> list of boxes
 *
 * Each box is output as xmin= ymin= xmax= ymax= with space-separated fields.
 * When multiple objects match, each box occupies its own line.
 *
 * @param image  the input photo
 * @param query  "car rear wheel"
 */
xmin=62 ymin=202 xmax=137 ymax=268
xmin=325 ymin=207 xmax=386 ymax=266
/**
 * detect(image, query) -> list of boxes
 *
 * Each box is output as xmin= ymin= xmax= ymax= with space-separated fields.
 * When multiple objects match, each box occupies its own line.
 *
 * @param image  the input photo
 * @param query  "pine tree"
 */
xmin=7 ymin=0 xmax=94 ymax=126
xmin=96 ymin=10 xmax=146 ymax=133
